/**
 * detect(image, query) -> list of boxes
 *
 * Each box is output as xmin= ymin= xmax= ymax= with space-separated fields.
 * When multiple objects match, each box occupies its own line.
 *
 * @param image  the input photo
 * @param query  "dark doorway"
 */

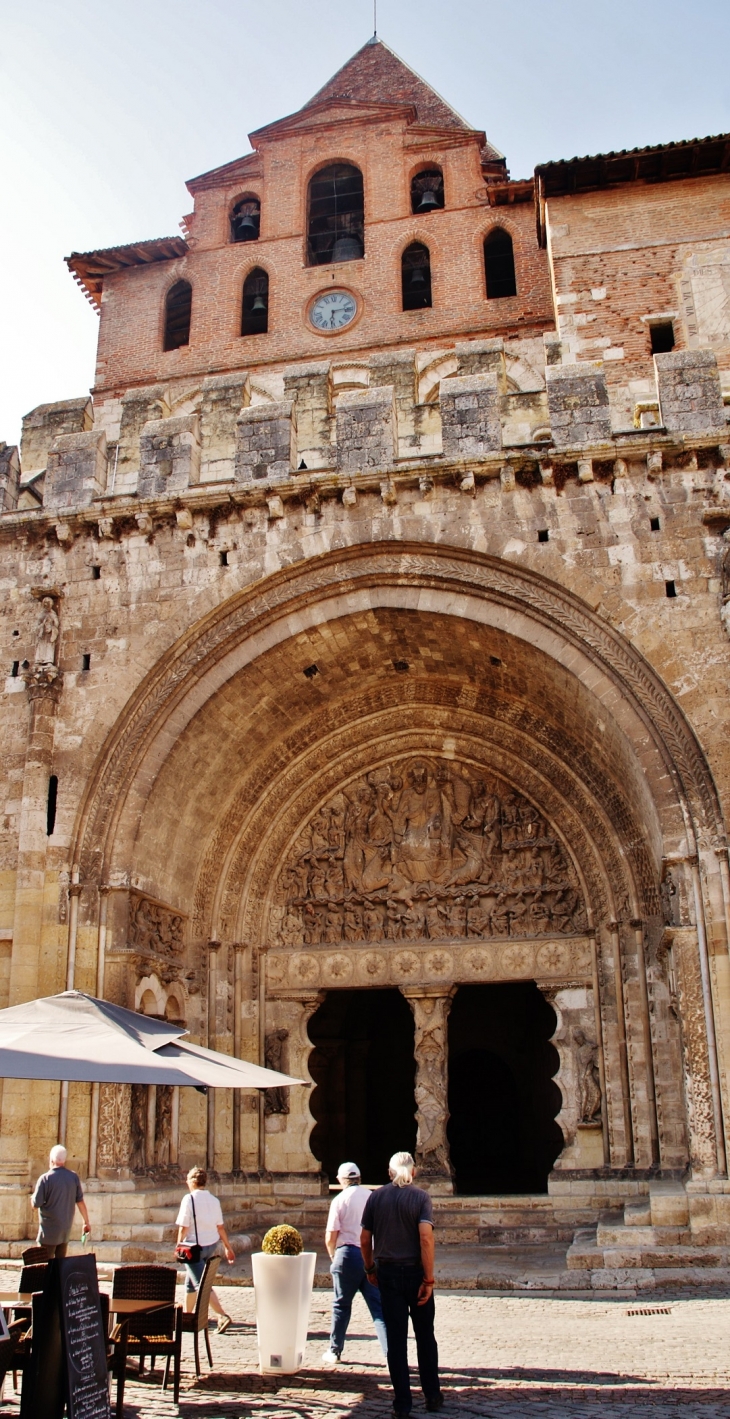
xmin=447 ymin=983 xmax=562 ymax=1194
xmin=308 ymin=989 xmax=416 ymax=1185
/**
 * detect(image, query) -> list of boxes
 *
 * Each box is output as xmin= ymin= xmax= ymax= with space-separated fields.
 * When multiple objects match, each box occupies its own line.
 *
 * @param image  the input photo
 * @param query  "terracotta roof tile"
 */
xmin=304 ymin=38 xmax=470 ymax=132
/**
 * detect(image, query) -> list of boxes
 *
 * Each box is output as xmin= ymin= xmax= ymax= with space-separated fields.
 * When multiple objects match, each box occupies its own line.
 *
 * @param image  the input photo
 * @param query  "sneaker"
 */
xmin=216 ymin=1314 xmax=232 ymax=1334
xmin=321 ymin=1348 xmax=340 ymax=1364
xmin=425 ymin=1396 xmax=444 ymax=1412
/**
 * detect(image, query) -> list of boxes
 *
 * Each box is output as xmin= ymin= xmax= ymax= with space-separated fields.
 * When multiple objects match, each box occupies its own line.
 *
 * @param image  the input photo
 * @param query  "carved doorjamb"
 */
xmin=263 ymin=990 xmax=324 ymax=1178
xmin=400 ymin=987 xmax=456 ymax=1194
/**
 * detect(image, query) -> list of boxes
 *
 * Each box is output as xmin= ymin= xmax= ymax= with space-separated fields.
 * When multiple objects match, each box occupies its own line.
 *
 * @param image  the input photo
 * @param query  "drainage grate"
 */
xmin=627 ymin=1307 xmax=671 ymax=1316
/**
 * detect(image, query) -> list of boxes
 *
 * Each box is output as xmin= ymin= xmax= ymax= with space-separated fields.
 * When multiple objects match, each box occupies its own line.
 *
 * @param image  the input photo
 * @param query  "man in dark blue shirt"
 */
xmin=361 ymin=1151 xmax=442 ymax=1416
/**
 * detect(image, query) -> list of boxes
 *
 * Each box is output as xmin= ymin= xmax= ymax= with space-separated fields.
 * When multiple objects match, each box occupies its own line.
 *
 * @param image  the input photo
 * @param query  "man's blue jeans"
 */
xmin=330 ymin=1244 xmax=388 ymax=1358
xmin=376 ymin=1262 xmax=440 ymax=1415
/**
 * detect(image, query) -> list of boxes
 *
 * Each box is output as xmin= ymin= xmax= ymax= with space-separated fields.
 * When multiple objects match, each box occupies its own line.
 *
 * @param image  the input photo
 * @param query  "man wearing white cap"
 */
xmin=321 ymin=1161 xmax=388 ymax=1365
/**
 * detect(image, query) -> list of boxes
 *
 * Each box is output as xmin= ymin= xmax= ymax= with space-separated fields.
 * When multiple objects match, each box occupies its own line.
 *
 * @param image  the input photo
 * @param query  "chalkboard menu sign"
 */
xmin=58 ymin=1255 xmax=111 ymax=1419
xmin=20 ymin=1254 xmax=110 ymax=1419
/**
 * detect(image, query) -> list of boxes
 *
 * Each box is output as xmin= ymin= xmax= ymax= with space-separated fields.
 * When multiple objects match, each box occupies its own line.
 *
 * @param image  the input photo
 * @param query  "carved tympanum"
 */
xmin=129 ymin=893 xmax=185 ymax=957
xmin=271 ymin=756 xmax=586 ymax=948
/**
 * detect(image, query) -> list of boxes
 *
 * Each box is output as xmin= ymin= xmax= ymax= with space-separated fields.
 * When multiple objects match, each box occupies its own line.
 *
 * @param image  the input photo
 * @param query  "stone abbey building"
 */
xmin=2 ymin=37 xmax=730 ymax=1279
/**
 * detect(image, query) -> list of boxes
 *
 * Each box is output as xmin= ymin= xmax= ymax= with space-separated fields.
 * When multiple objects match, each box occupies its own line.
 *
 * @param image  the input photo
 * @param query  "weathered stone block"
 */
xmin=440 ymin=373 xmax=502 ymax=460
xmin=200 ymin=372 xmax=250 ymax=479
xmin=283 ymin=363 xmax=332 ymax=468
xmin=0 ymin=443 xmax=20 ymax=512
xmin=546 ymin=361 xmax=612 ymax=447
xmin=138 ymin=413 xmax=201 ymax=498
xmin=21 ymin=396 xmax=92 ymax=474
xmin=44 ymin=429 xmax=108 ymax=509
xmin=235 ymin=400 xmax=296 ymax=482
xmin=456 ymin=338 xmax=507 ymax=392
xmin=650 ymin=1180 xmax=689 ymax=1228
xmin=655 ymin=349 xmax=726 ymax=434
xmin=336 ymin=386 xmax=396 ymax=472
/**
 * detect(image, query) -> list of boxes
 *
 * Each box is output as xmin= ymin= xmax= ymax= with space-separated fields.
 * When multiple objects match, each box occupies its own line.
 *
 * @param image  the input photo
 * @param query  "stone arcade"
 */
xmin=1 ymin=38 xmax=730 ymax=1283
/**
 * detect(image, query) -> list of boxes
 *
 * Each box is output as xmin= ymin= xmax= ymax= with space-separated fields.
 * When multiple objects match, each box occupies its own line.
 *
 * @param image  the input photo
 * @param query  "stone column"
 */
xmin=232 ymin=942 xmax=246 ymax=1173
xmin=400 ymin=987 xmax=455 ymax=1195
xmin=0 ymin=663 xmax=62 ymax=1191
xmin=206 ymin=941 xmax=221 ymax=1171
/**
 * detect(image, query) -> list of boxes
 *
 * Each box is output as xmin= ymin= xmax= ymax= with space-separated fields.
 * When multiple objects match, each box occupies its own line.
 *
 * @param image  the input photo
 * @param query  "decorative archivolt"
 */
xmin=73 ymin=543 xmax=722 ymax=888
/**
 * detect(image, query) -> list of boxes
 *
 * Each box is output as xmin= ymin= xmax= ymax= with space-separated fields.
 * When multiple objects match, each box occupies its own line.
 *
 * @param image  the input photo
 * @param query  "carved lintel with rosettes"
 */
xmin=266 ymin=935 xmax=593 ymax=994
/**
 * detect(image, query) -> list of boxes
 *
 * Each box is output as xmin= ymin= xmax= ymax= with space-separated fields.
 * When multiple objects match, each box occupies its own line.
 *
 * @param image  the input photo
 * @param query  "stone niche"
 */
xmin=267 ymin=754 xmax=590 ymax=995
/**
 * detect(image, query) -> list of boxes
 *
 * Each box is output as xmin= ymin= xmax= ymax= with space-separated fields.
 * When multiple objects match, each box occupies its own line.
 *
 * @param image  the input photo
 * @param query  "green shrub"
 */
xmin=262 ymin=1224 xmax=303 ymax=1256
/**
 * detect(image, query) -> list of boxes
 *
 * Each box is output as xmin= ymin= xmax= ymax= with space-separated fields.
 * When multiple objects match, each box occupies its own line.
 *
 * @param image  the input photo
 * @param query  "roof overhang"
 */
xmin=66 ymin=237 xmax=188 ymax=308
xmin=535 ymin=132 xmax=730 ymax=245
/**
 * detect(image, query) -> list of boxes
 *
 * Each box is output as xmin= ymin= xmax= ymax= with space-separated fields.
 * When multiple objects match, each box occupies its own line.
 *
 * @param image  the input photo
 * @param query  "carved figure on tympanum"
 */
xmin=270 ymin=756 xmax=587 ymax=948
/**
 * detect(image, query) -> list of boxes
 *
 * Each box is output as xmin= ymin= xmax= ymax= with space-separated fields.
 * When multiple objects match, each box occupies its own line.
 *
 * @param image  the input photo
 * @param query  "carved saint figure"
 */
xmin=34 ymin=596 xmax=59 ymax=666
xmin=130 ymin=1084 xmax=147 ymax=1172
xmin=392 ymin=761 xmax=449 ymax=885
xmin=155 ymin=1085 xmax=172 ymax=1167
xmin=574 ymin=1029 xmax=602 ymax=1122
xmin=264 ymin=1029 xmax=290 ymax=1116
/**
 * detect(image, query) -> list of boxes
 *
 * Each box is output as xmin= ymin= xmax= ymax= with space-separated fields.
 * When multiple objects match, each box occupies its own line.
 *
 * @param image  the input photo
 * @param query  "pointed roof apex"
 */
xmin=303 ymin=37 xmax=471 ymax=132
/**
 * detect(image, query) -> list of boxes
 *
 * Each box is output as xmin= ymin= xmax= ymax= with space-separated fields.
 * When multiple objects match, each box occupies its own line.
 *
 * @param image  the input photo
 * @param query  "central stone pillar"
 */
xmin=401 ymin=987 xmax=455 ymax=1195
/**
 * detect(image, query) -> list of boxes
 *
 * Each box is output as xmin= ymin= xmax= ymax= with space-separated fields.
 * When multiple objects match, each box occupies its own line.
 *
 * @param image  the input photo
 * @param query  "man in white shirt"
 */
xmin=321 ymin=1161 xmax=388 ymax=1365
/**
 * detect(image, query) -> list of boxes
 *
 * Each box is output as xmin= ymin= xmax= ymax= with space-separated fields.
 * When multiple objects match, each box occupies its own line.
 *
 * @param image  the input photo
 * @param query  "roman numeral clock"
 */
xmin=309 ymin=289 xmax=358 ymax=332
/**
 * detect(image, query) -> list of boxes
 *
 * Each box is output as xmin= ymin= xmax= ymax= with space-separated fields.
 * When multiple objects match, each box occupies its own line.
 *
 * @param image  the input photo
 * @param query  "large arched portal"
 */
xmin=67 ymin=544 xmax=729 ymax=1201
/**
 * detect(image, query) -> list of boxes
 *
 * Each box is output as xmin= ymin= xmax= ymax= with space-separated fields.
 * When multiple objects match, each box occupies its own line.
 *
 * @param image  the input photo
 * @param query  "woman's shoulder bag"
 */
xmin=175 ymin=1192 xmax=202 ymax=1264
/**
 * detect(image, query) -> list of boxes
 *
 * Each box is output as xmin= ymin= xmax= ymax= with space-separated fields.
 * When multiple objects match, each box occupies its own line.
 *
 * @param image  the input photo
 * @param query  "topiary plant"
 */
xmin=262 ymin=1224 xmax=303 ymax=1256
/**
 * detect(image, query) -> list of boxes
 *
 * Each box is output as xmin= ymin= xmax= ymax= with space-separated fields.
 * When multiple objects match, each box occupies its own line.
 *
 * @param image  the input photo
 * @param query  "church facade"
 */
xmin=2 ymin=38 xmax=730 ymax=1273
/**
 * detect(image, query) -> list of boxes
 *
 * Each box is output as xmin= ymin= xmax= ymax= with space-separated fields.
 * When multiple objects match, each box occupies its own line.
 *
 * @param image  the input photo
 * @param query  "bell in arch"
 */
xmin=417 ymin=188 xmax=439 ymax=213
xmin=331 ymin=233 xmax=363 ymax=263
xmin=251 ymin=292 xmax=266 ymax=311
xmin=238 ymin=212 xmax=258 ymax=236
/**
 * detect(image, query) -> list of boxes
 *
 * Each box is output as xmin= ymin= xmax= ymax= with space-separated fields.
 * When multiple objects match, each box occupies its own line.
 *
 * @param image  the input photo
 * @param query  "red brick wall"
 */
xmin=545 ymin=175 xmax=730 ymax=385
xmin=94 ymin=115 xmax=554 ymax=398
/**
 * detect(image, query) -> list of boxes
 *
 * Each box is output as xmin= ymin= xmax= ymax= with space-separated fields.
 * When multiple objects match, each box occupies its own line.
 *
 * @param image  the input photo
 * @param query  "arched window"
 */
xmin=163 ymin=280 xmax=192 ymax=350
xmin=231 ymin=196 xmax=261 ymax=243
xmin=241 ymin=267 xmax=269 ymax=336
xmin=307 ymin=163 xmax=364 ymax=266
xmin=484 ymin=228 xmax=516 ymax=299
xmin=402 ymin=242 xmax=432 ymax=310
xmin=410 ymin=168 xmax=444 ymax=214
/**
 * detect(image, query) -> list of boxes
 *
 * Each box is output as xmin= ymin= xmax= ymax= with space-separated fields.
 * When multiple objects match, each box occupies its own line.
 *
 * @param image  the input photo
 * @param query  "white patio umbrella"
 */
xmin=0 ymin=991 xmax=303 ymax=1089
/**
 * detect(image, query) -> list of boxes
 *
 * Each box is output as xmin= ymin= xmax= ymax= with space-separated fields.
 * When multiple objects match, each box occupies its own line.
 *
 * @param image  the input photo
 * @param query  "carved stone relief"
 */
xmin=264 ymin=1029 xmax=290 ymax=1116
xmin=402 ymin=989 xmax=454 ymax=1191
xmin=270 ymin=756 xmax=587 ymax=951
xmin=96 ymin=1083 xmax=132 ymax=1173
xmin=129 ymin=893 xmax=185 ymax=956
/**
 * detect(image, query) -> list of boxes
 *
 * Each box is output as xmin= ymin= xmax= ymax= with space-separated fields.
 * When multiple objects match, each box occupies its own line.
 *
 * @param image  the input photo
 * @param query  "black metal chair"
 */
xmin=178 ymin=1255 xmax=220 ymax=1376
xmin=99 ymin=1291 xmax=128 ymax=1419
xmin=111 ymin=1263 xmax=181 ymax=1404
xmin=21 ymin=1245 xmax=53 ymax=1264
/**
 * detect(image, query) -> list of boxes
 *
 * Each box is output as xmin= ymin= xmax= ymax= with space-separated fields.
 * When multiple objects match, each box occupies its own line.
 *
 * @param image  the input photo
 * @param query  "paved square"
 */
xmin=3 ymin=1274 xmax=730 ymax=1417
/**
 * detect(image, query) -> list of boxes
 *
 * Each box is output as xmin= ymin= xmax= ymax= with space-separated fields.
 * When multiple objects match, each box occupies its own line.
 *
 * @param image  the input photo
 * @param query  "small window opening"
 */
xmin=537 ymin=528 xmax=549 ymax=543
xmin=650 ymin=516 xmax=661 ymax=531
xmin=11 ymin=661 xmax=19 ymax=677
xmin=665 ymin=580 xmax=677 ymax=598
xmin=21 ymin=660 xmax=29 ymax=670
xmin=489 ymin=655 xmax=502 ymax=667
xmin=91 ymin=565 xmax=101 ymax=579
xmin=307 ymin=163 xmax=364 ymax=266
xmin=393 ymin=659 xmax=410 ymax=673
xmin=298 ymin=460 xmax=308 ymax=471
xmin=186 ymin=533 xmax=196 ymax=548
xmin=12 ymin=629 xmax=19 ymax=638
xmin=46 ymin=775 xmax=58 ymax=837
xmin=219 ymin=550 xmax=229 ymax=566
xmin=650 ymin=322 xmax=675 ymax=355
xmin=484 ymin=228 xmax=516 ymax=299
xmin=303 ymin=663 xmax=319 ymax=679
xmin=231 ymin=196 xmax=261 ymax=243
xmin=82 ymin=653 xmax=91 ymax=671
xmin=241 ymin=268 xmax=269 ymax=336
xmin=163 ymin=280 xmax=192 ymax=351
xmin=410 ymin=168 xmax=444 ymax=215
xmin=402 ymin=242 xmax=432 ymax=311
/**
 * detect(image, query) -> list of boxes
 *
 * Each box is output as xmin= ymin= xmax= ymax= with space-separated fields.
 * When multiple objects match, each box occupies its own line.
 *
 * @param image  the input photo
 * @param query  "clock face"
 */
xmin=309 ymin=289 xmax=358 ymax=332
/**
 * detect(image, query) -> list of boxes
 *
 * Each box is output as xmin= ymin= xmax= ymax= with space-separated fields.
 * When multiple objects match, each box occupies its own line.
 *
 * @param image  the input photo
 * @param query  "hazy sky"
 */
xmin=1 ymin=0 xmax=728 ymax=446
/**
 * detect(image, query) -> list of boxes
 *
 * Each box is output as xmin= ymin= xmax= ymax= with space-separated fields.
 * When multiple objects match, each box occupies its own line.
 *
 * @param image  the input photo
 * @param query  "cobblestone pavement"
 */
xmin=2 ymin=1273 xmax=730 ymax=1417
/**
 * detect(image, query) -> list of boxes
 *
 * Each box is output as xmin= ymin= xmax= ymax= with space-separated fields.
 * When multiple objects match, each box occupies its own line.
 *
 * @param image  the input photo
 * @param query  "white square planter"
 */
xmin=251 ymin=1250 xmax=317 ymax=1374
